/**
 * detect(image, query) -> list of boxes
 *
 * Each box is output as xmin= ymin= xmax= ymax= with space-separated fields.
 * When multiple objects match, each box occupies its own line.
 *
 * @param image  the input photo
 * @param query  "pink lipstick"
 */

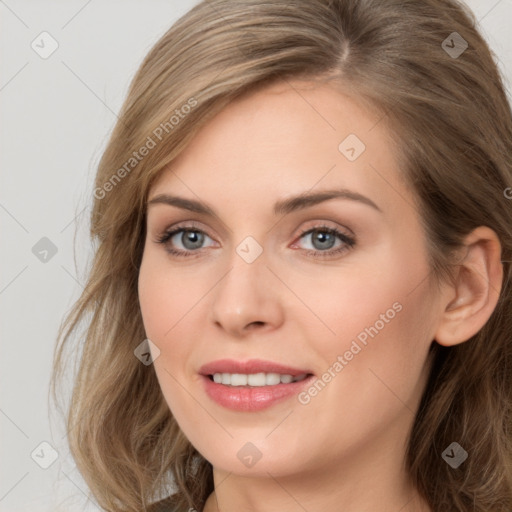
xmin=199 ymin=359 xmax=315 ymax=411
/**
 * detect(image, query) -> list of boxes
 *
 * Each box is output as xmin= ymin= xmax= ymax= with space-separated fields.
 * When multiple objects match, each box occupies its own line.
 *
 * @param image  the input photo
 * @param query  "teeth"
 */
xmin=280 ymin=374 xmax=293 ymax=384
xmin=211 ymin=372 xmax=308 ymax=387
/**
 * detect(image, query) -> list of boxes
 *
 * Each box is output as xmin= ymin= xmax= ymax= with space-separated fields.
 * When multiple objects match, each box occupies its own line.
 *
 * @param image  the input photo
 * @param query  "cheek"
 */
xmin=316 ymin=288 xmax=434 ymax=433
xmin=292 ymin=253 xmax=429 ymax=354
xmin=138 ymin=275 xmax=166 ymax=341
xmin=138 ymin=257 xmax=198 ymax=420
xmin=301 ymin=244 xmax=435 ymax=407
xmin=138 ymin=254 xmax=188 ymax=340
xmin=138 ymin=254 xmax=205 ymax=386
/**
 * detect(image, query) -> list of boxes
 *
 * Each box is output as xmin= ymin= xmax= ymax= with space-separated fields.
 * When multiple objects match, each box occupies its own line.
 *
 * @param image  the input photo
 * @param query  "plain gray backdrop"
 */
xmin=1 ymin=1 xmax=511 ymax=510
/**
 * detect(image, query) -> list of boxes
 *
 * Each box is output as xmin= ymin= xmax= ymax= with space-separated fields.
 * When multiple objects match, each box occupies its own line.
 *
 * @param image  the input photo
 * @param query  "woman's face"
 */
xmin=138 ymin=79 xmax=444 ymax=479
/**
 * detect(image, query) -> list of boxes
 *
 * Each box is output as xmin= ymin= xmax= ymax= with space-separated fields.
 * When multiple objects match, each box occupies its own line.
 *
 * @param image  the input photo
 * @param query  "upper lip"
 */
xmin=199 ymin=359 xmax=313 ymax=377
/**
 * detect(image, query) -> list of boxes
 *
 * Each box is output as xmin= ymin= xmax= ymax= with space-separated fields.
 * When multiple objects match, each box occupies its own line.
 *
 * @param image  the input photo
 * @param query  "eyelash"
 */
xmin=155 ymin=222 xmax=356 ymax=260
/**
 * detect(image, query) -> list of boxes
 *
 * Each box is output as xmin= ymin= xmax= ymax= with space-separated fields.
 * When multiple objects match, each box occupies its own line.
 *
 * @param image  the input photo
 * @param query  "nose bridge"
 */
xmin=210 ymin=236 xmax=284 ymax=335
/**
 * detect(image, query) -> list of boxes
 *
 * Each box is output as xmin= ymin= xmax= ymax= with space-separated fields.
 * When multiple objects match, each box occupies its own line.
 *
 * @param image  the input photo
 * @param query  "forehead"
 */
xmin=149 ymin=79 xmax=412 ymax=220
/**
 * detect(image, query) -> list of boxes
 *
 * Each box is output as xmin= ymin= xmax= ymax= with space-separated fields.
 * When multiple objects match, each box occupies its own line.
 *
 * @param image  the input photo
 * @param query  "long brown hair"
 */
xmin=50 ymin=0 xmax=512 ymax=510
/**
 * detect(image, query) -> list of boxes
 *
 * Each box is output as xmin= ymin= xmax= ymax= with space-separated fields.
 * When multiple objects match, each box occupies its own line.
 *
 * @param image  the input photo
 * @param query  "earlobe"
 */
xmin=434 ymin=226 xmax=503 ymax=347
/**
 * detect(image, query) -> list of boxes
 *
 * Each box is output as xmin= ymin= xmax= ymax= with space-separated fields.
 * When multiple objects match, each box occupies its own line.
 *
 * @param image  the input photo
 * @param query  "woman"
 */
xmin=51 ymin=0 xmax=512 ymax=511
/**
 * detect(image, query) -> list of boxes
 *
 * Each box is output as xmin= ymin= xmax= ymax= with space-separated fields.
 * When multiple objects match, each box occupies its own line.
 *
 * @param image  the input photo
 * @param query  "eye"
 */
xmin=155 ymin=222 xmax=215 ymax=258
xmin=154 ymin=222 xmax=356 ymax=259
xmin=292 ymin=225 xmax=356 ymax=259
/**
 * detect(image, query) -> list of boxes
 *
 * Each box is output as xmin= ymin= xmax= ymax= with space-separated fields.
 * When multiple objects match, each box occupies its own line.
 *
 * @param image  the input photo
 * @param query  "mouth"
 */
xmin=198 ymin=359 xmax=315 ymax=411
xmin=207 ymin=372 xmax=311 ymax=386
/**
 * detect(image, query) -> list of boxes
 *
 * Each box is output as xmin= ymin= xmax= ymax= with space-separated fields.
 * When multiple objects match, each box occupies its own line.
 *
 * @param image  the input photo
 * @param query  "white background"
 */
xmin=1 ymin=1 xmax=511 ymax=510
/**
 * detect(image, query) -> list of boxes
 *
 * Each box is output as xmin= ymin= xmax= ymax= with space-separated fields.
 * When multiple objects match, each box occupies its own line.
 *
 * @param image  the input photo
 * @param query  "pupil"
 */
xmin=184 ymin=231 xmax=203 ymax=249
xmin=314 ymin=231 xmax=334 ymax=250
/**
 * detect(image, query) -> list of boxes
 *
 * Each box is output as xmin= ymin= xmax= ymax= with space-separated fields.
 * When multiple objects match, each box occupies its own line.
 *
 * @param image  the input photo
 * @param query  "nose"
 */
xmin=210 ymin=251 xmax=285 ymax=338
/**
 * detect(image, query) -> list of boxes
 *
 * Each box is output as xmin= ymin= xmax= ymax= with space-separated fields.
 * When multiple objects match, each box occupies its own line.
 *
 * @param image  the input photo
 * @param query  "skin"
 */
xmin=138 ymin=79 xmax=503 ymax=512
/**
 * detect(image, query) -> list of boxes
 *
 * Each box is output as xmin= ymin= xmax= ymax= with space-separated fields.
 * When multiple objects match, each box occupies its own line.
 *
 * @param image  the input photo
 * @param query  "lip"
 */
xmin=199 ymin=359 xmax=315 ymax=412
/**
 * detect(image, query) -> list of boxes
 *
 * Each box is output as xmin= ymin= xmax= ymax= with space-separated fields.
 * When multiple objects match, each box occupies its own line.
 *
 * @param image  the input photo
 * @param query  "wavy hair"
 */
xmin=51 ymin=0 xmax=512 ymax=510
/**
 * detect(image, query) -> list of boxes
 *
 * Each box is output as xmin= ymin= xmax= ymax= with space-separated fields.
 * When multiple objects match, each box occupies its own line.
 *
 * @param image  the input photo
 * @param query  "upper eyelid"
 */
xmin=158 ymin=221 xmax=354 ymax=245
xmin=148 ymin=201 xmax=366 ymax=235
xmin=158 ymin=219 xmax=350 ymax=235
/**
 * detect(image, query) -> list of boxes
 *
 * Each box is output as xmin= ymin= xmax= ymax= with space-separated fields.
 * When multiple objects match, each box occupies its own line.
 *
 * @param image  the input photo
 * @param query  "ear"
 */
xmin=434 ymin=226 xmax=503 ymax=347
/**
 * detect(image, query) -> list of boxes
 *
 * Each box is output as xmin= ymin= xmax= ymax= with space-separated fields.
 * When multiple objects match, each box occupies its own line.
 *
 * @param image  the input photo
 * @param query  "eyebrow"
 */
xmin=147 ymin=188 xmax=382 ymax=216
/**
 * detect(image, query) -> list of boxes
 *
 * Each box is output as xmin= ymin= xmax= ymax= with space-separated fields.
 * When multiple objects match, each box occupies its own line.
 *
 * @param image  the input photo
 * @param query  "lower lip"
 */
xmin=201 ymin=374 xmax=315 ymax=411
